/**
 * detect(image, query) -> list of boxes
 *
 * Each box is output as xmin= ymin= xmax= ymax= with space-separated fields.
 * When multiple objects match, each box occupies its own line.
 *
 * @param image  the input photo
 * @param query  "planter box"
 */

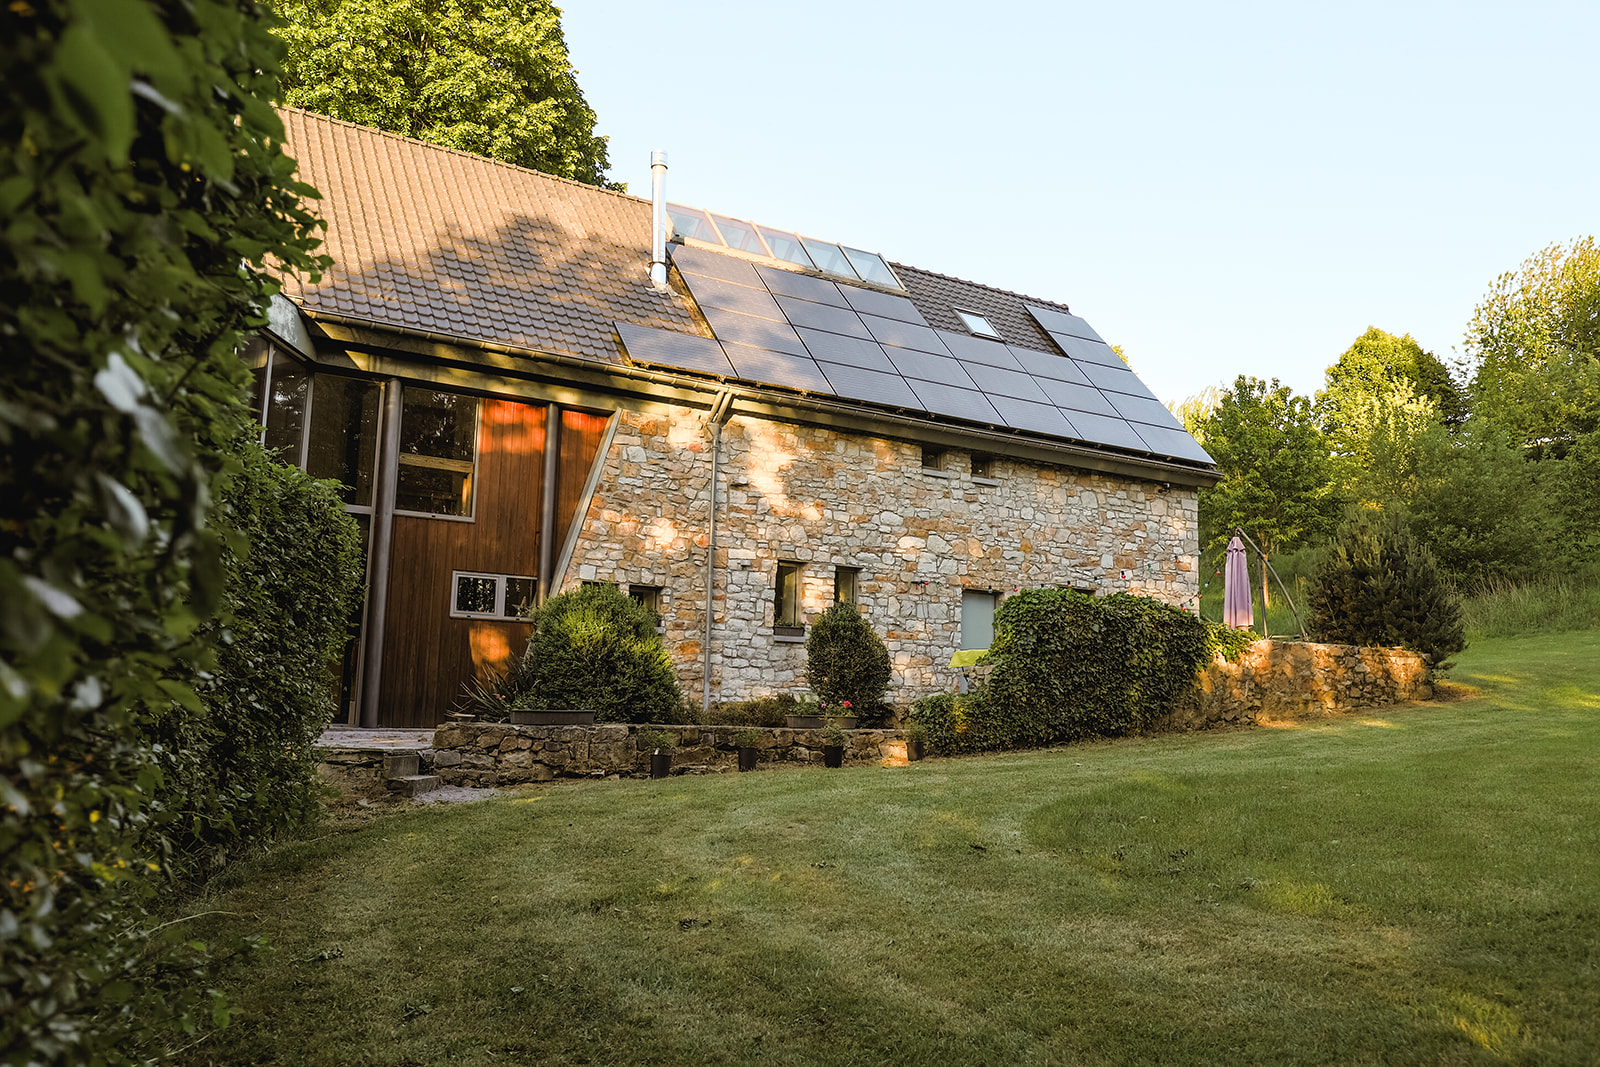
xmin=786 ymin=715 xmax=857 ymax=730
xmin=510 ymin=710 xmax=596 ymax=726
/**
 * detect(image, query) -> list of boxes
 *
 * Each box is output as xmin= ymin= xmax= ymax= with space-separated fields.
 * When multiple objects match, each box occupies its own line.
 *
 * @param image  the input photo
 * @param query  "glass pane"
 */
xmin=776 ymin=564 xmax=801 ymax=627
xmin=843 ymin=247 xmax=900 ymax=288
xmin=957 ymin=310 xmax=1000 ymax=338
xmin=667 ymin=204 xmax=720 ymax=243
xmin=757 ymin=227 xmax=814 ymax=269
xmin=264 ymin=353 xmax=309 ymax=467
xmin=306 ymin=376 xmax=382 ymax=507
xmin=456 ymin=575 xmax=497 ymax=615
xmin=800 ymin=238 xmax=859 ymax=280
xmin=835 ymin=568 xmax=858 ymax=604
xmin=711 ymin=216 xmax=768 ymax=255
xmin=396 ymin=389 xmax=477 ymax=516
xmin=504 ymin=577 xmax=537 ymax=618
xmin=241 ymin=336 xmax=271 ymax=425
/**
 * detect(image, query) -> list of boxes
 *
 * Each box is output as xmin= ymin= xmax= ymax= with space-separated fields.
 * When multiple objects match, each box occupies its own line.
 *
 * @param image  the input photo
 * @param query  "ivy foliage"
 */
xmin=514 ymin=584 xmax=685 ymax=723
xmin=911 ymin=591 xmax=1214 ymax=754
xmin=2 ymin=0 xmax=336 ymax=1060
xmin=805 ymin=602 xmax=892 ymax=726
xmin=1308 ymin=510 xmax=1466 ymax=665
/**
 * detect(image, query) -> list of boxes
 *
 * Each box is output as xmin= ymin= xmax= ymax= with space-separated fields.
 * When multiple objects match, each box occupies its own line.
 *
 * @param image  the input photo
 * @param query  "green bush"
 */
xmin=706 ymin=694 xmax=797 ymax=727
xmin=917 ymin=591 xmax=1215 ymax=754
xmin=2 ymin=0 xmax=329 ymax=1058
xmin=515 ymin=584 xmax=685 ymax=722
xmin=805 ymin=602 xmax=892 ymax=725
xmin=1308 ymin=510 xmax=1467 ymax=663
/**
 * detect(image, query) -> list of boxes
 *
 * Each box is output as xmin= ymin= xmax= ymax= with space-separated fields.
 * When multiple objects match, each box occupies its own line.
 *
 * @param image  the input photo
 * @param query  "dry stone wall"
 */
xmin=428 ymin=721 xmax=906 ymax=783
xmin=564 ymin=406 xmax=1200 ymax=705
xmin=1160 ymin=640 xmax=1434 ymax=729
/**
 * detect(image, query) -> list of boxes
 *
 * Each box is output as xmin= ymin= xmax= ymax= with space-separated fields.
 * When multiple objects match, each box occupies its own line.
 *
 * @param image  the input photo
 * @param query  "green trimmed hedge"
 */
xmin=805 ymin=602 xmax=893 ymax=726
xmin=911 ymin=591 xmax=1218 ymax=754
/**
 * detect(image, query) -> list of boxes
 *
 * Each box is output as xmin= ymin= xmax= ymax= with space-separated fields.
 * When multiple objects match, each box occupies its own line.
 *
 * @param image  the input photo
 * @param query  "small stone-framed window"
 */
xmin=834 ymin=566 xmax=860 ymax=605
xmin=451 ymin=572 xmax=536 ymax=619
xmin=971 ymin=452 xmax=997 ymax=481
xmin=774 ymin=561 xmax=804 ymax=637
xmin=921 ymin=445 xmax=947 ymax=472
xmin=628 ymin=584 xmax=665 ymax=629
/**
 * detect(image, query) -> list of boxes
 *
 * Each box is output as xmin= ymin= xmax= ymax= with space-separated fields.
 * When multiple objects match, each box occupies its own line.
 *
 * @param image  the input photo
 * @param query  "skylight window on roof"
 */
xmin=843 ymin=247 xmax=898 ymax=288
xmin=800 ymin=238 xmax=861 ymax=280
xmin=757 ymin=226 xmax=815 ymax=269
xmin=955 ymin=309 xmax=1002 ymax=339
xmin=711 ymin=215 xmax=769 ymax=256
xmin=668 ymin=204 xmax=720 ymax=243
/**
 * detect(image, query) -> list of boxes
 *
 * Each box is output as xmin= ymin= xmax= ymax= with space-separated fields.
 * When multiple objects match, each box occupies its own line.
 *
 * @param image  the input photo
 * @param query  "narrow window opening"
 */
xmin=834 ymin=566 xmax=860 ymax=605
xmin=971 ymin=453 xmax=995 ymax=480
xmin=921 ymin=446 xmax=946 ymax=472
xmin=774 ymin=562 xmax=804 ymax=635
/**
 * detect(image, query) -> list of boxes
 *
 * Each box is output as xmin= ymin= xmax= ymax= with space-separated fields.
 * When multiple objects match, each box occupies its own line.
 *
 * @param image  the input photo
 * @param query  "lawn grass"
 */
xmin=172 ymin=632 xmax=1600 ymax=1065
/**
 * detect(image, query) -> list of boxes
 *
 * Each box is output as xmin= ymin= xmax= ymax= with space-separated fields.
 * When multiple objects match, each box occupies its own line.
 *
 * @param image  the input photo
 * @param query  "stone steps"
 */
xmin=391 ymin=773 xmax=444 ymax=797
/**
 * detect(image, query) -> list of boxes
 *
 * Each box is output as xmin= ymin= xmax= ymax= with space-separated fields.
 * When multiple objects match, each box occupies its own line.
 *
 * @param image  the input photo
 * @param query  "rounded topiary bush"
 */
xmin=515 ymin=584 xmax=685 ymax=723
xmin=1308 ymin=510 xmax=1466 ymax=663
xmin=805 ymin=601 xmax=892 ymax=723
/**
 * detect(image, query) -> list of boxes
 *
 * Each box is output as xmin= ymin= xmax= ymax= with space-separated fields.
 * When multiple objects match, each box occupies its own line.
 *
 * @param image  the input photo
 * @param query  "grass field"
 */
xmin=173 ymin=632 xmax=1600 ymax=1065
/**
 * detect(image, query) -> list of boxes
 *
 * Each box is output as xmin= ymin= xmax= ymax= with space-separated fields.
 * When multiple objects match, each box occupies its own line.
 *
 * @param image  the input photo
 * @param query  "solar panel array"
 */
xmin=614 ymin=243 xmax=1214 ymax=467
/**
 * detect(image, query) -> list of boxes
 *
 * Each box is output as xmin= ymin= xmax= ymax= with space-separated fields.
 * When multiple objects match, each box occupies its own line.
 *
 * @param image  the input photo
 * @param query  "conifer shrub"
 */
xmin=515 ymin=584 xmax=685 ymax=723
xmin=1308 ymin=510 xmax=1467 ymax=663
xmin=805 ymin=602 xmax=893 ymax=725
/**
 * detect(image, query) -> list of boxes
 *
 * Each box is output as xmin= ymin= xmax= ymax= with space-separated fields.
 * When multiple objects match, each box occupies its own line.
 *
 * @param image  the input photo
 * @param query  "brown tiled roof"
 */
xmin=277 ymin=108 xmax=702 ymax=363
xmin=894 ymin=263 xmax=1071 ymax=353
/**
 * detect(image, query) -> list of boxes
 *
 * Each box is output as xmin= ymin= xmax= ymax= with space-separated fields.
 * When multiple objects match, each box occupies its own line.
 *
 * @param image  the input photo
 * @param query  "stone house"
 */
xmin=256 ymin=108 xmax=1218 ymax=729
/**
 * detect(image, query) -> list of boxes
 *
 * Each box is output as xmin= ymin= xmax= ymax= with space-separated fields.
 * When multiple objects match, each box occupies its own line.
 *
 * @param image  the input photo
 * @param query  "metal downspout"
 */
xmin=358 ymin=377 xmax=404 ymax=728
xmin=703 ymin=392 xmax=733 ymax=713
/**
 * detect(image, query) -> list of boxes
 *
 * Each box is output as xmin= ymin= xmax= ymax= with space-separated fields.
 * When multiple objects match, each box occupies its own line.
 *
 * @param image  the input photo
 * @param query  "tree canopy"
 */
xmin=273 ymin=0 xmax=617 ymax=187
xmin=1317 ymin=327 xmax=1466 ymax=447
xmin=1196 ymin=376 xmax=1340 ymax=561
xmin=1465 ymin=237 xmax=1600 ymax=456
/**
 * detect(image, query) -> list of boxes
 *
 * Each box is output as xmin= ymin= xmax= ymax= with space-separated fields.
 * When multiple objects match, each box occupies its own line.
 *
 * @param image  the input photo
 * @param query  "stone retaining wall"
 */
xmin=428 ymin=721 xmax=907 ymax=784
xmin=1158 ymin=640 xmax=1433 ymax=730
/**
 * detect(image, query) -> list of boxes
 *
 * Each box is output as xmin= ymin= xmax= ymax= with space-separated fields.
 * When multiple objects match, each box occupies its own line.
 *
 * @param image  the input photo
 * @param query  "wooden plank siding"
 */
xmin=379 ymin=398 xmax=546 ymax=727
xmin=556 ymin=409 xmax=611 ymax=539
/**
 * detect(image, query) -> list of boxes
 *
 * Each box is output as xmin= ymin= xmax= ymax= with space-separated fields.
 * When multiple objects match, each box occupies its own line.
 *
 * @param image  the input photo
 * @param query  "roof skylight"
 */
xmin=956 ymin=309 xmax=1002 ymax=339
xmin=667 ymin=201 xmax=903 ymax=291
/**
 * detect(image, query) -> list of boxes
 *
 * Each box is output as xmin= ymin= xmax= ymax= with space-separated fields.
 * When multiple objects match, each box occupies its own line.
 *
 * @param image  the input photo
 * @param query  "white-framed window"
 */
xmin=954 ymin=308 xmax=1002 ymax=339
xmin=451 ymin=571 xmax=537 ymax=619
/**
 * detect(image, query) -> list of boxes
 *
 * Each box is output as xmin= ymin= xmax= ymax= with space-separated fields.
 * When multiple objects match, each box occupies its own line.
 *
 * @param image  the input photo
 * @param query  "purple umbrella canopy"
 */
xmin=1223 ymin=535 xmax=1253 ymax=630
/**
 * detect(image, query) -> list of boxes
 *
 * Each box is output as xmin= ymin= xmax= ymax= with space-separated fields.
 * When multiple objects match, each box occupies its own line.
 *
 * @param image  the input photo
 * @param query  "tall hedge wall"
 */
xmin=912 ymin=591 xmax=1217 ymax=754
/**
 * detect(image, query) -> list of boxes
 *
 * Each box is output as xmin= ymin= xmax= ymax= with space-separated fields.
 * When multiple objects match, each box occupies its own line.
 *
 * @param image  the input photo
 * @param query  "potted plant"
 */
xmin=786 ymin=697 xmax=857 ymax=730
xmin=904 ymin=721 xmax=927 ymax=762
xmin=732 ymin=729 xmax=765 ymax=772
xmin=821 ymin=722 xmax=848 ymax=769
xmin=638 ymin=729 xmax=677 ymax=779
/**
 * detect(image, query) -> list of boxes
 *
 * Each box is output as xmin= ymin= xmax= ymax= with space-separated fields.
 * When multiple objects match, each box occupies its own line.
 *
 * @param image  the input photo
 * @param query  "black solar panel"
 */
xmin=701 ymin=306 xmax=810 ymax=357
xmin=689 ymin=275 xmax=786 ymax=321
xmin=1104 ymin=392 xmax=1188 ymax=430
xmin=1026 ymin=304 xmax=1104 ymax=342
xmin=1078 ymin=360 xmax=1159 ymax=400
xmin=988 ymin=396 xmax=1078 ymax=437
xmin=669 ymin=243 xmax=763 ymax=287
xmin=937 ymin=330 xmax=1027 ymax=371
xmin=814 ymin=361 xmax=922 ymax=408
xmin=860 ymin=313 xmax=946 ymax=354
xmin=958 ymin=362 xmax=1054 ymax=403
xmin=795 ymin=328 xmax=898 ymax=373
xmin=615 ymin=321 xmax=734 ymax=377
xmin=774 ymin=294 xmax=873 ymax=339
xmin=1125 ymin=424 xmax=1215 ymax=465
xmin=885 ymin=348 xmax=976 ymax=388
xmin=721 ymin=343 xmax=833 ymax=394
xmin=1049 ymin=331 xmax=1125 ymax=368
xmin=1032 ymin=377 xmax=1122 ymax=417
xmin=754 ymin=264 xmax=851 ymax=308
xmin=1007 ymin=345 xmax=1093 ymax=385
xmin=1060 ymin=409 xmax=1152 ymax=452
xmin=840 ymin=286 xmax=929 ymax=325
xmin=905 ymin=379 xmax=1002 ymax=425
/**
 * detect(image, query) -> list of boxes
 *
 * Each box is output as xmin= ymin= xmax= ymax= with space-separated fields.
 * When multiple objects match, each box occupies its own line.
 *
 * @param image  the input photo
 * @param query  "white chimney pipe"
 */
xmin=649 ymin=150 xmax=668 ymax=290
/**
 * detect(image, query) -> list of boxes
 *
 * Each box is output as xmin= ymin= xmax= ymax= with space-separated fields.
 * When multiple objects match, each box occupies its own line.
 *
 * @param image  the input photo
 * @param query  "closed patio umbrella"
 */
xmin=1223 ymin=535 xmax=1253 ymax=629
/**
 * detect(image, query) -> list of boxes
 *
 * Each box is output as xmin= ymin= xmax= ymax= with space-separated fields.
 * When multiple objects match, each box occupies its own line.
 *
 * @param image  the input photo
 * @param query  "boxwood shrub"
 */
xmin=805 ymin=602 xmax=893 ymax=726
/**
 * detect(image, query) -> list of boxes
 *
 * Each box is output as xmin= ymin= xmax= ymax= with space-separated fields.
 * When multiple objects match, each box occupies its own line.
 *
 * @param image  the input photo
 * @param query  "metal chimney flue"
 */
xmin=649 ymin=150 xmax=669 ymax=290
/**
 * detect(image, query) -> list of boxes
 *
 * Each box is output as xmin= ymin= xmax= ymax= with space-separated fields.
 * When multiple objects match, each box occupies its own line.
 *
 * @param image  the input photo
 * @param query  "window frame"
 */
xmin=627 ymin=584 xmax=666 ymax=630
xmin=450 ymin=571 xmax=537 ymax=620
xmin=393 ymin=387 xmax=482 ymax=522
xmin=954 ymin=308 xmax=1003 ymax=339
xmin=774 ymin=561 xmax=805 ymax=637
xmin=834 ymin=566 xmax=860 ymax=606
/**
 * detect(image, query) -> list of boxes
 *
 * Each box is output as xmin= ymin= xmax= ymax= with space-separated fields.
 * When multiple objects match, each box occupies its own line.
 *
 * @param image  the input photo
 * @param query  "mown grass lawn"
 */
xmin=176 ymin=633 xmax=1600 ymax=1065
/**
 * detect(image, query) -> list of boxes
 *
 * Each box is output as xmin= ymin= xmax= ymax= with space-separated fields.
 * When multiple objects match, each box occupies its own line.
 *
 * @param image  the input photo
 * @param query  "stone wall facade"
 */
xmin=1159 ymin=640 xmax=1434 ymax=729
xmin=563 ymin=406 xmax=1200 ymax=706
xmin=428 ymin=721 xmax=908 ymax=784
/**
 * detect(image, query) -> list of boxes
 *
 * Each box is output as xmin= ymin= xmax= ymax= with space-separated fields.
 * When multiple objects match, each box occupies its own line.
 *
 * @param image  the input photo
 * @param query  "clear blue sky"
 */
xmin=562 ymin=0 xmax=1597 ymax=408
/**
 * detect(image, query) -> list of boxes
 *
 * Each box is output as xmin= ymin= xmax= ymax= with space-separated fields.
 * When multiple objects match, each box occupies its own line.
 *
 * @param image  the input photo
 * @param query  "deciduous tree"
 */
xmin=273 ymin=0 xmax=617 ymax=186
